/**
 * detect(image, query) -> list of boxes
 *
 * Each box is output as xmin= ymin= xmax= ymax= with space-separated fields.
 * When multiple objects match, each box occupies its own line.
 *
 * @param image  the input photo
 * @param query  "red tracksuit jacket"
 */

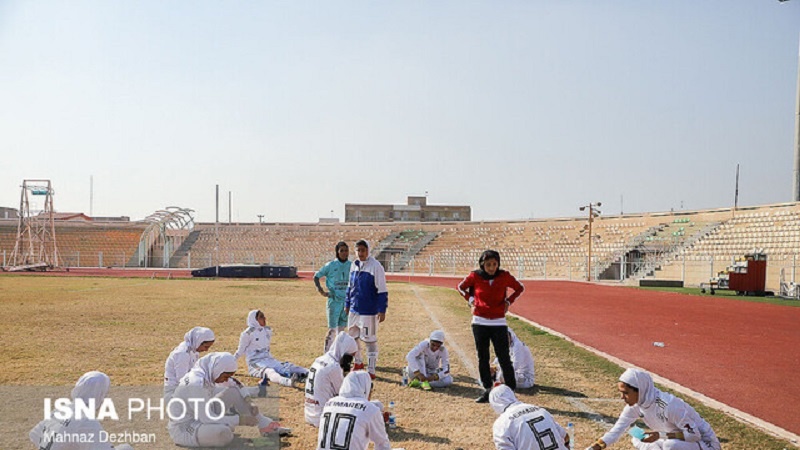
xmin=457 ymin=270 xmax=525 ymax=320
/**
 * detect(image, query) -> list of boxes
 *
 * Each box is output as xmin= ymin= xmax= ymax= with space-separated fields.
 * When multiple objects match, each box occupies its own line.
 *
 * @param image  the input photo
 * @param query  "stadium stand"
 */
xmin=3 ymin=202 xmax=798 ymax=293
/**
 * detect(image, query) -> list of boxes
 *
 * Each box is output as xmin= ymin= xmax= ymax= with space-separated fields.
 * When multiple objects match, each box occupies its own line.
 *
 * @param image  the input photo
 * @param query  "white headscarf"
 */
xmin=247 ymin=309 xmax=262 ymax=329
xmin=339 ymin=371 xmax=372 ymax=399
xmin=619 ymin=368 xmax=657 ymax=409
xmin=429 ymin=330 xmax=445 ymax=343
xmin=489 ymin=384 xmax=520 ymax=415
xmin=195 ymin=352 xmax=238 ymax=387
xmin=508 ymin=329 xmax=518 ymax=344
xmin=327 ymin=331 xmax=358 ymax=363
xmin=177 ymin=326 xmax=215 ymax=353
xmin=71 ymin=371 xmax=111 ymax=407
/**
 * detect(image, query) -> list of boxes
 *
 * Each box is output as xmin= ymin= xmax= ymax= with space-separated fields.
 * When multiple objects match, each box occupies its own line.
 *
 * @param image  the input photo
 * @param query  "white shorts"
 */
xmin=348 ymin=312 xmax=378 ymax=343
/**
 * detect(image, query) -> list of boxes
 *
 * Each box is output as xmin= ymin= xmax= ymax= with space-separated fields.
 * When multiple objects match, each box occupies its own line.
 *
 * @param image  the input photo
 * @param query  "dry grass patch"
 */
xmin=0 ymin=275 xmax=792 ymax=449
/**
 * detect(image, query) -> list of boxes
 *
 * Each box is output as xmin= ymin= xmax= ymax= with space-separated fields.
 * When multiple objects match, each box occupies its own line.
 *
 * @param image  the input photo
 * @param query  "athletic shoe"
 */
xmin=290 ymin=373 xmax=303 ymax=388
xmin=260 ymin=424 xmax=292 ymax=436
xmin=353 ymin=363 xmax=365 ymax=371
xmin=475 ymin=390 xmax=490 ymax=403
xmin=408 ymin=379 xmax=421 ymax=388
xmin=369 ymin=372 xmax=376 ymax=380
xmin=421 ymin=381 xmax=432 ymax=391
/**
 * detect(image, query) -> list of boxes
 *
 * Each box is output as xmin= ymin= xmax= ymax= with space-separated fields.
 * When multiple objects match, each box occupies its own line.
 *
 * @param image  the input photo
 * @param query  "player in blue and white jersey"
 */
xmin=345 ymin=240 xmax=388 ymax=379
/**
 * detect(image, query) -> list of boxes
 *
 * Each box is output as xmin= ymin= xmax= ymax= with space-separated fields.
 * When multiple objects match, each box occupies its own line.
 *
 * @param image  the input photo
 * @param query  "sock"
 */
xmin=366 ymin=341 xmax=378 ymax=374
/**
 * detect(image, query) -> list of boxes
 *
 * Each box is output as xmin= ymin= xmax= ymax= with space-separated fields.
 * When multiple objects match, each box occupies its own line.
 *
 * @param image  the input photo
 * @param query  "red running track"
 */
xmin=388 ymin=275 xmax=800 ymax=438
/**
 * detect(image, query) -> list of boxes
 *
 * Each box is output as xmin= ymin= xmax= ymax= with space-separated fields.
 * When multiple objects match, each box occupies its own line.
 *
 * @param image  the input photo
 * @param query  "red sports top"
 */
xmin=457 ymin=270 xmax=525 ymax=320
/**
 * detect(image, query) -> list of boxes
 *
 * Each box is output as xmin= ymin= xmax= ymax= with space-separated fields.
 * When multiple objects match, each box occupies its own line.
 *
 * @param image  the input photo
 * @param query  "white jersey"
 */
xmin=317 ymin=396 xmax=391 ymax=450
xmin=601 ymin=391 xmax=720 ymax=448
xmin=493 ymin=403 xmax=568 ymax=450
xmin=234 ymin=324 xmax=280 ymax=367
xmin=305 ymin=355 xmax=345 ymax=426
xmin=317 ymin=371 xmax=391 ymax=450
xmin=164 ymin=327 xmax=214 ymax=396
xmin=406 ymin=339 xmax=450 ymax=376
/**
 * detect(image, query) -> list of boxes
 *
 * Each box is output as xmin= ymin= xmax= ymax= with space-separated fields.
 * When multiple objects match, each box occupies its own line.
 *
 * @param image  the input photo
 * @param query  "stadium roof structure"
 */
xmin=137 ymin=207 xmax=195 ymax=268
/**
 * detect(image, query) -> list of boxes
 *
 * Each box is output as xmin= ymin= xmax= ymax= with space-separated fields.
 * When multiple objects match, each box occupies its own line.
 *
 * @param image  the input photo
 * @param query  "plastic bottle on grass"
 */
xmin=566 ymin=422 xmax=574 ymax=449
xmin=388 ymin=401 xmax=397 ymax=429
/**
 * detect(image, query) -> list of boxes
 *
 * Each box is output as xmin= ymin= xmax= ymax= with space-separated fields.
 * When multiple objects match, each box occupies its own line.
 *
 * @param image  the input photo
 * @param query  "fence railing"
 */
xmin=3 ymin=248 xmax=796 ymax=293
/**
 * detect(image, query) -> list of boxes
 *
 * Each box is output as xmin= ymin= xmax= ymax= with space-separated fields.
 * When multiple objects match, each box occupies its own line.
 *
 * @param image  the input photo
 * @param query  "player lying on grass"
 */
xmin=168 ymin=352 xmax=289 ymax=448
xmin=491 ymin=384 xmax=569 ymax=450
xmin=305 ymin=331 xmax=358 ymax=427
xmin=404 ymin=329 xmax=452 ymax=390
xmin=164 ymin=326 xmax=215 ymax=401
xmin=317 ymin=371 xmax=392 ymax=450
xmin=234 ymin=309 xmax=309 ymax=392
xmin=30 ymin=371 xmax=135 ymax=450
xmin=491 ymin=329 xmax=535 ymax=389
xmin=585 ymin=368 xmax=721 ymax=450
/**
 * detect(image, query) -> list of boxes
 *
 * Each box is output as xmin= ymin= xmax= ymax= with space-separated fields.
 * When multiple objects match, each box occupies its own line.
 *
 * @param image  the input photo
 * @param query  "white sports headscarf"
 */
xmin=508 ymin=329 xmax=518 ymax=344
xmin=489 ymin=384 xmax=520 ymax=415
xmin=247 ymin=309 xmax=263 ymax=329
xmin=177 ymin=326 xmax=215 ymax=353
xmin=195 ymin=352 xmax=238 ymax=387
xmin=619 ymin=368 xmax=657 ymax=409
xmin=339 ymin=371 xmax=372 ymax=399
xmin=429 ymin=330 xmax=445 ymax=343
xmin=327 ymin=331 xmax=358 ymax=363
xmin=71 ymin=371 xmax=111 ymax=407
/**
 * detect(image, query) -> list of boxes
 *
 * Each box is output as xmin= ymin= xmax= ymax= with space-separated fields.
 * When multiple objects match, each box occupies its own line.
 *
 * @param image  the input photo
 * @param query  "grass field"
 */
xmin=0 ymin=275 xmax=792 ymax=449
xmin=635 ymin=285 xmax=800 ymax=307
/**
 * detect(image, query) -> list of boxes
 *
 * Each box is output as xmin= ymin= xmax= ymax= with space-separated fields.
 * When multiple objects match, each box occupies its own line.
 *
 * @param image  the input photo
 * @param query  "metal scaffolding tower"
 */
xmin=7 ymin=180 xmax=60 ymax=270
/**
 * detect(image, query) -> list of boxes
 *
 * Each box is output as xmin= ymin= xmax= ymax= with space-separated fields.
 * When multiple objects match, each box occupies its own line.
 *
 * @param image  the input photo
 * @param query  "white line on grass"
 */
xmin=410 ymin=285 xmax=481 ymax=385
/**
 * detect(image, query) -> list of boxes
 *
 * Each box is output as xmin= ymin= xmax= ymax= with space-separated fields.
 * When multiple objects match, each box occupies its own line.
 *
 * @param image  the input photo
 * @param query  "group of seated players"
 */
xmin=29 ymin=307 xmax=721 ymax=450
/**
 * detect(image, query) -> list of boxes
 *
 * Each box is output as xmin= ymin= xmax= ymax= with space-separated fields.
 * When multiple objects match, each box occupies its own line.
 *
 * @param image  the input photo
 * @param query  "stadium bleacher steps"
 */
xmin=168 ymin=230 xmax=202 ymax=268
xmin=637 ymin=221 xmax=723 ymax=281
xmin=395 ymin=231 xmax=440 ymax=272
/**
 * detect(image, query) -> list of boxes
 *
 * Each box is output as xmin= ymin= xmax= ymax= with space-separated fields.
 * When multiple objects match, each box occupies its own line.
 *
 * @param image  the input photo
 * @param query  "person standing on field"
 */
xmin=314 ymin=241 xmax=351 ymax=352
xmin=457 ymin=249 xmax=525 ymax=403
xmin=345 ymin=239 xmax=388 ymax=379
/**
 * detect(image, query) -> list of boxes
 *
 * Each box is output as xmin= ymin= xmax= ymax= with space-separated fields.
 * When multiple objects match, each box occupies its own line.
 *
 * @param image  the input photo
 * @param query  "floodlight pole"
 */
xmin=580 ymin=202 xmax=602 ymax=281
xmin=794 ymin=32 xmax=800 ymax=201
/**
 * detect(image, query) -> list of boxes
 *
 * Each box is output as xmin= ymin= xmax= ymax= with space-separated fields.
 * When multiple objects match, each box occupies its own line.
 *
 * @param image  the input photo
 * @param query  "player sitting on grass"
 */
xmin=491 ymin=384 xmax=570 ymax=450
xmin=405 ymin=330 xmax=452 ymax=390
xmin=168 ymin=352 xmax=289 ymax=448
xmin=491 ymin=329 xmax=535 ymax=389
xmin=317 ymin=371 xmax=392 ymax=450
xmin=234 ymin=309 xmax=309 ymax=392
xmin=305 ymin=331 xmax=358 ymax=427
xmin=30 ymin=371 xmax=135 ymax=450
xmin=584 ymin=368 xmax=721 ymax=450
xmin=164 ymin=326 xmax=215 ymax=401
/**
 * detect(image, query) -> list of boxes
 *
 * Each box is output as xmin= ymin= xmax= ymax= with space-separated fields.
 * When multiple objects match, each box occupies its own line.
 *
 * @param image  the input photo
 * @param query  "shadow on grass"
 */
xmin=546 ymin=407 xmax=619 ymax=425
xmin=532 ymin=384 xmax=587 ymax=398
xmin=388 ymin=427 xmax=451 ymax=445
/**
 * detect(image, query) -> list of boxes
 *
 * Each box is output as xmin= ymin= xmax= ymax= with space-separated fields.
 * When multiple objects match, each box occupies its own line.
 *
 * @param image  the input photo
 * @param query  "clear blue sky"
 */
xmin=1 ymin=1 xmax=798 ymax=223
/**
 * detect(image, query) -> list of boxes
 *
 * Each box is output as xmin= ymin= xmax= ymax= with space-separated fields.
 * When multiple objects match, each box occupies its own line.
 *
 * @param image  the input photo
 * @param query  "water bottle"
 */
xmin=401 ymin=368 xmax=409 ymax=387
xmin=388 ymin=401 xmax=397 ymax=429
xmin=567 ymin=422 xmax=575 ymax=450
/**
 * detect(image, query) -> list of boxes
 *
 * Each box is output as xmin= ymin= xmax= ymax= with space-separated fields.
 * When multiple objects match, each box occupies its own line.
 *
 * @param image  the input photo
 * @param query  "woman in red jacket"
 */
xmin=457 ymin=250 xmax=525 ymax=403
